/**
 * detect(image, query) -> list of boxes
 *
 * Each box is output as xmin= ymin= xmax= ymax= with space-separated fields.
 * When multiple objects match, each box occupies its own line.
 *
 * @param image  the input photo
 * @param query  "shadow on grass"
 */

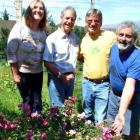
xmin=0 ymin=103 xmax=21 ymax=120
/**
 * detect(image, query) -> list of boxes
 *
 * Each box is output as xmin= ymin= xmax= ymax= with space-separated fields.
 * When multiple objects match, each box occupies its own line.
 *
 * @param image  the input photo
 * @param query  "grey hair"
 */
xmin=61 ymin=6 xmax=77 ymax=18
xmin=116 ymin=21 xmax=138 ymax=40
xmin=85 ymin=8 xmax=102 ymax=25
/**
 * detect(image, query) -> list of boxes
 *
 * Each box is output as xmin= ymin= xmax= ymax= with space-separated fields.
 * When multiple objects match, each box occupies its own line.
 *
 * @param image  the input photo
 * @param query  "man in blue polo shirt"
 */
xmin=107 ymin=21 xmax=140 ymax=140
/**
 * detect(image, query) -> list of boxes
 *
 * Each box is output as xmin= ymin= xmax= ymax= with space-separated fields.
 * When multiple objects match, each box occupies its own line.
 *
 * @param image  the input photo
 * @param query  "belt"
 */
xmin=63 ymin=72 xmax=74 ymax=75
xmin=84 ymin=77 xmax=109 ymax=84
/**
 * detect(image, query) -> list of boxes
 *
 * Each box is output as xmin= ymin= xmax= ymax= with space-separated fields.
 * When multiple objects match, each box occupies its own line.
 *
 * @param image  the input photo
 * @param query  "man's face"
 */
xmin=117 ymin=27 xmax=135 ymax=51
xmin=86 ymin=13 xmax=101 ymax=36
xmin=61 ymin=9 xmax=76 ymax=34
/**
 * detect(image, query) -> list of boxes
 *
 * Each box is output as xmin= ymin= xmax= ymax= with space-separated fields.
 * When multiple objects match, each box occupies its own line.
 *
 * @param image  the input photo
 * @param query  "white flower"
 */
xmin=77 ymin=112 xmax=86 ymax=120
xmin=68 ymin=129 xmax=77 ymax=135
xmin=85 ymin=120 xmax=92 ymax=125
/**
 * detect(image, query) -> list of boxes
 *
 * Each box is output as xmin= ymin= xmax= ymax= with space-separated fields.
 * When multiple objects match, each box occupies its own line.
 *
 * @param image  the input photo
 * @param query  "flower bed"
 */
xmin=0 ymin=96 xmax=122 ymax=140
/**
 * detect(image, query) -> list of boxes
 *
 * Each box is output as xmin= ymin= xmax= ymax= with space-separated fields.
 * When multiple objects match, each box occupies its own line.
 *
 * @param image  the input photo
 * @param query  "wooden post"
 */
xmin=90 ymin=0 xmax=95 ymax=9
xmin=14 ymin=0 xmax=22 ymax=22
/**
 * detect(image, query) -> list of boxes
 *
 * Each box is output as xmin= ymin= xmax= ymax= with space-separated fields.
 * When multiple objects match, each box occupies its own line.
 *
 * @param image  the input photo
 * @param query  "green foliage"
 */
xmin=0 ymin=63 xmax=20 ymax=117
xmin=0 ymin=63 xmax=16 ymax=94
xmin=0 ymin=27 xmax=10 ymax=60
xmin=46 ymin=12 xmax=58 ymax=35
xmin=74 ymin=25 xmax=86 ymax=40
xmin=3 ymin=9 xmax=9 ymax=20
xmin=48 ymin=15 xmax=56 ymax=26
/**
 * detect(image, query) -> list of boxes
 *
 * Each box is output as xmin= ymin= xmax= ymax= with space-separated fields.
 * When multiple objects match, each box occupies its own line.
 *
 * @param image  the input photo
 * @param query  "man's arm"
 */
xmin=44 ymin=61 xmax=59 ymax=77
xmin=44 ymin=61 xmax=74 ymax=83
xmin=112 ymin=77 xmax=136 ymax=135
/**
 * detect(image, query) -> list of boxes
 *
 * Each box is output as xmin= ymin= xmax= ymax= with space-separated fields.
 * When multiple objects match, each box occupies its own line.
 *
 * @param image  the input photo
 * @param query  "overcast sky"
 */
xmin=0 ymin=0 xmax=140 ymax=26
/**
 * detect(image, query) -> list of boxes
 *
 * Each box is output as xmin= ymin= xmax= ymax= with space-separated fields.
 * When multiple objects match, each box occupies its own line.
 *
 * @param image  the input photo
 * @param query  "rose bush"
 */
xmin=0 ymin=96 xmax=122 ymax=140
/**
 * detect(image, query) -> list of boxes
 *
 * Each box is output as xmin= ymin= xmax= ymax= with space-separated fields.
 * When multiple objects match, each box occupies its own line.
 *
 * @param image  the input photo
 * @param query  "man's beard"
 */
xmin=118 ymin=40 xmax=134 ymax=51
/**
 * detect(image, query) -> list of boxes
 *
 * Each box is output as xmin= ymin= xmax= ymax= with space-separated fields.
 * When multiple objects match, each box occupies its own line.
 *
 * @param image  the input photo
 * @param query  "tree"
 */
xmin=48 ymin=15 xmax=55 ymax=26
xmin=47 ymin=14 xmax=57 ymax=35
xmin=3 ymin=9 xmax=9 ymax=20
xmin=74 ymin=26 xmax=86 ymax=40
xmin=0 ymin=28 xmax=10 ymax=59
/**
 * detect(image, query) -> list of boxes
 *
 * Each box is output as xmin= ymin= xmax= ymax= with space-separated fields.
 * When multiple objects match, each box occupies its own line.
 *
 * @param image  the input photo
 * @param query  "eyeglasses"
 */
xmin=118 ymin=33 xmax=133 ymax=38
xmin=86 ymin=19 xmax=100 ymax=25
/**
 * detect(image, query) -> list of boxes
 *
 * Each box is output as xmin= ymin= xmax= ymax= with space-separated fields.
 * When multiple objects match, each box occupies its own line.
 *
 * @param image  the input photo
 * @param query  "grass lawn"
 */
xmin=0 ymin=61 xmax=83 ymax=119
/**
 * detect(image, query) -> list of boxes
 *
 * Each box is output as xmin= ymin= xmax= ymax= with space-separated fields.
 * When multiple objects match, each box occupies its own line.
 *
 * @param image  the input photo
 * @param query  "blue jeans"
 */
xmin=82 ymin=78 xmax=110 ymax=124
xmin=107 ymin=91 xmax=140 ymax=135
xmin=47 ymin=73 xmax=75 ymax=107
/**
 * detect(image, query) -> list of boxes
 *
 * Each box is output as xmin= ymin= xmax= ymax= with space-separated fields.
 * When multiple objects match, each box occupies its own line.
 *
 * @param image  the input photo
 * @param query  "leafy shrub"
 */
xmin=0 ymin=27 xmax=10 ymax=60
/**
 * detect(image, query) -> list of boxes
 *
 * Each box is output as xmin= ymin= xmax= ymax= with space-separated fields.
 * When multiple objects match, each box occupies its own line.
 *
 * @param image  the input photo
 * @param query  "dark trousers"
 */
xmin=17 ymin=72 xmax=43 ymax=113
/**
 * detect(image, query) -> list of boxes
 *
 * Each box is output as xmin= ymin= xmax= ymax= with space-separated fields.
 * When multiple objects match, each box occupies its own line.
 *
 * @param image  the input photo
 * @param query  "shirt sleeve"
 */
xmin=127 ymin=54 xmax=140 ymax=80
xmin=43 ymin=34 xmax=55 ymax=62
xmin=7 ymin=23 xmax=21 ymax=63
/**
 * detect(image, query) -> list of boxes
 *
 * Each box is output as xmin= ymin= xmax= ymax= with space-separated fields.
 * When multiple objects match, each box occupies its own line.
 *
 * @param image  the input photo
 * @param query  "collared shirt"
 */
xmin=43 ymin=28 xmax=80 ymax=73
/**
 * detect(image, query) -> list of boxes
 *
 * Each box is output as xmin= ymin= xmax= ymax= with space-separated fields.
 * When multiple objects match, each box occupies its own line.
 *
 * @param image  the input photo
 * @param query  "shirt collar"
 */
xmin=57 ymin=27 xmax=72 ymax=39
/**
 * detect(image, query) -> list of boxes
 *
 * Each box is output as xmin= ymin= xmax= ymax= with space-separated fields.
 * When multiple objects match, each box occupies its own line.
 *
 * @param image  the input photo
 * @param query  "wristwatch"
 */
xmin=57 ymin=71 xmax=62 ymax=79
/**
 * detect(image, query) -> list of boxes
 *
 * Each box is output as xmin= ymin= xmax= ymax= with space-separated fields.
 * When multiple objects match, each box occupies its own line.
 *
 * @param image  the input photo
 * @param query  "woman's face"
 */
xmin=30 ymin=1 xmax=45 ymax=22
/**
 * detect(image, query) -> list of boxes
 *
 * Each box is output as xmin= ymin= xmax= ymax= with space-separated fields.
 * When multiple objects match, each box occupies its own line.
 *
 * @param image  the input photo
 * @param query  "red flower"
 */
xmin=66 ymin=106 xmax=73 ymax=115
xmin=7 ymin=123 xmax=17 ymax=130
xmin=70 ymin=96 xmax=76 ymax=103
xmin=48 ymin=107 xmax=59 ymax=119
xmin=40 ymin=119 xmax=48 ymax=126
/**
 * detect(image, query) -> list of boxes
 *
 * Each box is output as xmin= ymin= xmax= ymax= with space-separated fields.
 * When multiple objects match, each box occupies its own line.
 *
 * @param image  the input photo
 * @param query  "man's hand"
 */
xmin=111 ymin=114 xmax=125 ymax=136
xmin=61 ymin=73 xmax=74 ymax=83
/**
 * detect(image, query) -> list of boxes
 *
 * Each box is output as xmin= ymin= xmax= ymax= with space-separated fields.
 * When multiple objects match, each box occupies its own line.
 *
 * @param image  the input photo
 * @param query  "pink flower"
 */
xmin=66 ymin=106 xmax=73 ymax=115
xmin=40 ymin=119 xmax=48 ymax=126
xmin=77 ymin=112 xmax=86 ymax=121
xmin=7 ymin=123 xmax=17 ymax=130
xmin=62 ymin=121 xmax=67 ymax=129
xmin=64 ymin=99 xmax=69 ymax=105
xmin=27 ymin=130 xmax=34 ymax=140
xmin=70 ymin=96 xmax=76 ymax=103
xmin=103 ymin=127 xmax=113 ymax=140
xmin=62 ymin=112 xmax=68 ymax=117
xmin=40 ymin=132 xmax=47 ymax=140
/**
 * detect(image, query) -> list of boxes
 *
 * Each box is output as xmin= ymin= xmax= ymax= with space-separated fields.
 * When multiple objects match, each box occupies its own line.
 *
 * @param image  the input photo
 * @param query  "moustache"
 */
xmin=118 ymin=40 xmax=129 ymax=46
